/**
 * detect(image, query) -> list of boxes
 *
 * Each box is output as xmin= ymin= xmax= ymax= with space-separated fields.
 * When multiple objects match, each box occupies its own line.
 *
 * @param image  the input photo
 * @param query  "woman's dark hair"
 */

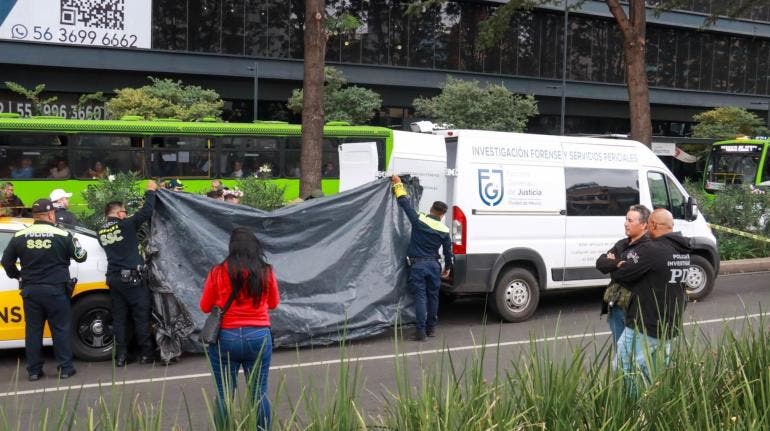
xmin=225 ymin=227 xmax=270 ymax=303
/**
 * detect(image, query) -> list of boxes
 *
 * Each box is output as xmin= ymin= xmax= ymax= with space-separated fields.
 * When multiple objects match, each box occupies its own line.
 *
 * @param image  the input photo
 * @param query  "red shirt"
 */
xmin=199 ymin=263 xmax=280 ymax=329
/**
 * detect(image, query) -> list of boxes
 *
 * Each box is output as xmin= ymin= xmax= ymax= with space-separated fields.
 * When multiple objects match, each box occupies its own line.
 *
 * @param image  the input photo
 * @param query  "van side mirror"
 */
xmin=685 ymin=196 xmax=698 ymax=221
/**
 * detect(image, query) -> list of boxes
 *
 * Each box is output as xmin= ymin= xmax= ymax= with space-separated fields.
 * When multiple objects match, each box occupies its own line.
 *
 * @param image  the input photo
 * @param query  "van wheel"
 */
xmin=685 ymin=255 xmax=716 ymax=301
xmin=71 ymin=294 xmax=114 ymax=361
xmin=489 ymin=268 xmax=540 ymax=323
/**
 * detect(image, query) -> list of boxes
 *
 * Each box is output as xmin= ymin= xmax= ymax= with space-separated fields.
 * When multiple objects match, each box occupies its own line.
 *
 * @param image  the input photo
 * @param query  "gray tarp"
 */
xmin=147 ymin=178 xmax=422 ymax=358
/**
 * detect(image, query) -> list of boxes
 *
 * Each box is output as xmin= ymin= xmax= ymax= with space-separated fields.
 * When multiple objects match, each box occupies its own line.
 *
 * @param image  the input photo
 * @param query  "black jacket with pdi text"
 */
xmin=612 ymin=232 xmax=692 ymax=339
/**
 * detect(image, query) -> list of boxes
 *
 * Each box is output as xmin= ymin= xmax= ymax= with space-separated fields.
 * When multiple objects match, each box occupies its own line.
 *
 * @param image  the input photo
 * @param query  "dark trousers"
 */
xmin=208 ymin=327 xmax=272 ymax=431
xmin=408 ymin=260 xmax=441 ymax=332
xmin=21 ymin=285 xmax=74 ymax=375
xmin=107 ymin=274 xmax=153 ymax=359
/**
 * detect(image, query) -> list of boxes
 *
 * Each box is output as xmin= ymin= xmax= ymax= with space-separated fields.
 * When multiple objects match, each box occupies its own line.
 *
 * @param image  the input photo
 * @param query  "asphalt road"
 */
xmin=0 ymin=271 xmax=767 ymax=429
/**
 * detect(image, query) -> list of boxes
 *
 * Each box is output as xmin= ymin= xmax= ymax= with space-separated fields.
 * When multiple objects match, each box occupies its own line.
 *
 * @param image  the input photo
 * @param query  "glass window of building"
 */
xmin=152 ymin=0 xmax=188 ymax=50
xmin=729 ymin=36 xmax=750 ymax=94
xmin=675 ymin=31 xmax=699 ymax=90
xmin=223 ymin=0 xmax=245 ymax=55
xmin=699 ymin=33 xmax=715 ymax=91
xmin=656 ymin=28 xmax=677 ymax=88
xmin=514 ymin=12 xmax=540 ymax=77
xmin=458 ymin=2 xmax=486 ymax=72
xmin=289 ymin=0 xmax=305 ymax=59
xmin=189 ymin=0 xmax=222 ymax=53
xmin=389 ymin=0 xmax=408 ymax=66
xmin=408 ymin=1 xmax=436 ymax=68
xmin=245 ymin=0 xmax=268 ymax=56
xmin=605 ymin=24 xmax=624 ymax=83
xmin=711 ymin=34 xmax=730 ymax=92
xmin=360 ymin=0 xmax=390 ymax=65
xmin=434 ymin=2 xmax=461 ymax=71
xmin=539 ymin=12 xmax=562 ymax=79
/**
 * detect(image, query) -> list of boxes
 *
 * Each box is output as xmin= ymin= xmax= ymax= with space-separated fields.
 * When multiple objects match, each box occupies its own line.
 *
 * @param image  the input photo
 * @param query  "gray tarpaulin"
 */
xmin=147 ymin=178 xmax=422 ymax=358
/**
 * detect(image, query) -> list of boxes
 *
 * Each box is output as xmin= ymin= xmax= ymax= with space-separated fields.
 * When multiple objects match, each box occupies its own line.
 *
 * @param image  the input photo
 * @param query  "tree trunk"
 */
xmin=300 ymin=0 xmax=326 ymax=198
xmin=606 ymin=0 xmax=652 ymax=146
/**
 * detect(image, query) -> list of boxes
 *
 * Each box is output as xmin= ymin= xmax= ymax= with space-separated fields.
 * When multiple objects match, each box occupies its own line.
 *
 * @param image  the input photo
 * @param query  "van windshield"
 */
xmin=704 ymin=144 xmax=762 ymax=192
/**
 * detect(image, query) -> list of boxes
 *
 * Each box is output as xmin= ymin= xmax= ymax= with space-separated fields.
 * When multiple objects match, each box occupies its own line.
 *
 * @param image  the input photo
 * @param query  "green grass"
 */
xmin=1 ymin=316 xmax=768 ymax=430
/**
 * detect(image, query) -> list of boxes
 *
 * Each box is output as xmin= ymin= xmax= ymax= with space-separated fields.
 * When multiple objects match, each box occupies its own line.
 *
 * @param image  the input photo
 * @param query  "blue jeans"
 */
xmin=615 ymin=327 xmax=671 ymax=396
xmin=21 ymin=285 xmax=74 ymax=376
xmin=208 ymin=327 xmax=272 ymax=430
xmin=607 ymin=306 xmax=626 ymax=345
xmin=408 ymin=260 xmax=441 ymax=332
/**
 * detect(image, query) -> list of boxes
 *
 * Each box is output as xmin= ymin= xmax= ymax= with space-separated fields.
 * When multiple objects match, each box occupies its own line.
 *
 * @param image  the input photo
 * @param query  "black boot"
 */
xmin=410 ymin=329 xmax=427 ymax=341
xmin=426 ymin=327 xmax=436 ymax=337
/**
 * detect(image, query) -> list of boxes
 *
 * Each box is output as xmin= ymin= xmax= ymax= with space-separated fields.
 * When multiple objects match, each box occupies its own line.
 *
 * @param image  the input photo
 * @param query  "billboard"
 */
xmin=0 ymin=0 xmax=151 ymax=49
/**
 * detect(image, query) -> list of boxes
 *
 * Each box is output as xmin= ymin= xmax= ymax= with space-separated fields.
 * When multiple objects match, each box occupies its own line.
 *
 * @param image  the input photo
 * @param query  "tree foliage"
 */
xmin=288 ymin=67 xmax=382 ymax=125
xmin=4 ymin=81 xmax=58 ymax=116
xmin=413 ymin=77 xmax=538 ymax=132
xmin=692 ymin=107 xmax=769 ymax=140
xmin=106 ymin=77 xmax=224 ymax=121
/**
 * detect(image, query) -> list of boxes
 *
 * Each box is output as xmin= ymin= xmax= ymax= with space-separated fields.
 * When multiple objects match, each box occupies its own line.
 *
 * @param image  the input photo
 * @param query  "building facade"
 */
xmin=2 ymin=0 xmax=770 ymax=136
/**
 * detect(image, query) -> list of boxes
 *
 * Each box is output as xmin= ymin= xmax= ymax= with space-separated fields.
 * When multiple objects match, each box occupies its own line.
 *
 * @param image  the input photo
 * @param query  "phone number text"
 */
xmin=10 ymin=24 xmax=138 ymax=48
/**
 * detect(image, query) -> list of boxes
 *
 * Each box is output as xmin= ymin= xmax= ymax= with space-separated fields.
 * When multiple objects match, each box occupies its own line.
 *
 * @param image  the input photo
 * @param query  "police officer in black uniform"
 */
xmin=97 ymin=180 xmax=158 ymax=367
xmin=1 ymin=198 xmax=87 ymax=381
xmin=391 ymin=175 xmax=454 ymax=341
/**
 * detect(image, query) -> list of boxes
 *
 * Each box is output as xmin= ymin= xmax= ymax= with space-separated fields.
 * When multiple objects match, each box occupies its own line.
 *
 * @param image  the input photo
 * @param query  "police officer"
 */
xmin=98 ymin=180 xmax=158 ymax=367
xmin=391 ymin=175 xmax=453 ymax=341
xmin=1 ymin=198 xmax=87 ymax=381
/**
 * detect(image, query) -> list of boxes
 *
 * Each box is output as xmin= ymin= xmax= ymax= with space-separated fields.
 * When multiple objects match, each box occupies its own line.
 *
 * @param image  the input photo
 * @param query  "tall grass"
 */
xmin=1 ymin=317 xmax=767 ymax=430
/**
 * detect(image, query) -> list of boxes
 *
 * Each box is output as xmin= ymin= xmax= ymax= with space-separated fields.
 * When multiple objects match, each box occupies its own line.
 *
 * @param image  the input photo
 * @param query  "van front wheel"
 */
xmin=685 ymin=255 xmax=716 ymax=301
xmin=489 ymin=268 xmax=540 ymax=323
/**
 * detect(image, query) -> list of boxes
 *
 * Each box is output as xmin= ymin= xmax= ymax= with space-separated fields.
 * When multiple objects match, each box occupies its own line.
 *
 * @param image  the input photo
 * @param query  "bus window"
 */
xmin=149 ymin=136 xmax=211 ymax=178
xmin=74 ymin=135 xmax=144 ymax=178
xmin=285 ymin=137 xmax=301 ymax=178
xmin=282 ymin=137 xmax=342 ymax=179
xmin=762 ymin=156 xmax=770 ymax=184
xmin=0 ymin=134 xmax=67 ymax=179
xmin=217 ymin=137 xmax=281 ymax=178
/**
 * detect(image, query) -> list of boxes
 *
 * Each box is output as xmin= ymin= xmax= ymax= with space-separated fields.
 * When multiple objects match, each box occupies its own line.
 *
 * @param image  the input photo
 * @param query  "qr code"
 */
xmin=60 ymin=0 xmax=125 ymax=30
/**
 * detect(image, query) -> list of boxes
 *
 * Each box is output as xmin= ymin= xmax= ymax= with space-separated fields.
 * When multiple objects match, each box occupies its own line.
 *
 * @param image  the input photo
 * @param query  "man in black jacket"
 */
xmin=1 ymin=199 xmax=87 ymax=381
xmin=50 ymin=188 xmax=80 ymax=226
xmin=596 ymin=204 xmax=650 ymax=344
xmin=612 ymin=208 xmax=691 ymax=392
xmin=98 ymin=180 xmax=158 ymax=366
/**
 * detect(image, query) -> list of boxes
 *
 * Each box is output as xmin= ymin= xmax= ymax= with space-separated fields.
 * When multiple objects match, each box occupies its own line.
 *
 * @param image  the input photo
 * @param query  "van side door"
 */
xmin=562 ymin=145 xmax=642 ymax=287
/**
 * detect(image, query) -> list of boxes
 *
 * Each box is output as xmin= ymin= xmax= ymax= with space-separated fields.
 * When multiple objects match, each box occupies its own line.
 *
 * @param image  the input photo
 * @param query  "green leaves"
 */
xmin=413 ymin=76 xmax=538 ymax=132
xmin=287 ymin=67 xmax=382 ymax=125
xmin=80 ymin=172 xmax=145 ymax=230
xmin=106 ymin=77 xmax=224 ymax=121
xmin=692 ymin=107 xmax=769 ymax=141
xmin=4 ymin=81 xmax=59 ymax=116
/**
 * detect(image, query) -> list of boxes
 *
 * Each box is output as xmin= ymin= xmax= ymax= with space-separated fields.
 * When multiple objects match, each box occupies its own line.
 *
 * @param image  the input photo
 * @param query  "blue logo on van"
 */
xmin=478 ymin=169 xmax=504 ymax=206
xmin=0 ymin=1 xmax=18 ymax=27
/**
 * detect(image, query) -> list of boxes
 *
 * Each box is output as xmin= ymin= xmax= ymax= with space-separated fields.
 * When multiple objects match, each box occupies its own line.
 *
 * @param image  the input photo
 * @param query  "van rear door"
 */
xmin=390 ymin=131 xmax=447 ymax=213
xmin=338 ymin=141 xmax=379 ymax=192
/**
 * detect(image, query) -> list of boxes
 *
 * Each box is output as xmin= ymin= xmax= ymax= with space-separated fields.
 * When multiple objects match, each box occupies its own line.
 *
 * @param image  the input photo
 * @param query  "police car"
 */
xmin=0 ymin=217 xmax=113 ymax=361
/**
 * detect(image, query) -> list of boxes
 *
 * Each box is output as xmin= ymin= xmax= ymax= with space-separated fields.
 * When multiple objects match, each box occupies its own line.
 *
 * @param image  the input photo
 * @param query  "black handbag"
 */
xmin=199 ymin=286 xmax=238 ymax=345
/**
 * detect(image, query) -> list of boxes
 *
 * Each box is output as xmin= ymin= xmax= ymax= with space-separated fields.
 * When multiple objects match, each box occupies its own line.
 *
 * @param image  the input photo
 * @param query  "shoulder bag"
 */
xmin=199 ymin=285 xmax=238 ymax=345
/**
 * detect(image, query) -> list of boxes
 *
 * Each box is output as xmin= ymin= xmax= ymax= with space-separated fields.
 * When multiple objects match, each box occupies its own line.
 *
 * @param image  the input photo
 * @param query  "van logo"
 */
xmin=478 ymin=169 xmax=504 ymax=206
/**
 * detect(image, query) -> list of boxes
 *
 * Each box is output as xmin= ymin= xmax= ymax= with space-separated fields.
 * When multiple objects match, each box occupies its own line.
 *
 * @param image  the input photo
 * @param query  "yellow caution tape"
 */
xmin=709 ymin=224 xmax=770 ymax=244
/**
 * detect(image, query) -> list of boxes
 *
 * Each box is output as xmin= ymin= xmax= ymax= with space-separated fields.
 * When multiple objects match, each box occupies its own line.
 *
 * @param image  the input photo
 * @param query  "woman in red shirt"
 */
xmin=200 ymin=227 xmax=280 ymax=430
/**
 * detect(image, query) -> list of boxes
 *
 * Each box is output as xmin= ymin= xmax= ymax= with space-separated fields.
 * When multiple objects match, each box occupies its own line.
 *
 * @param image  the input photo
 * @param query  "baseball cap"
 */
xmin=49 ymin=188 xmax=73 ymax=202
xmin=31 ymin=198 xmax=54 ymax=213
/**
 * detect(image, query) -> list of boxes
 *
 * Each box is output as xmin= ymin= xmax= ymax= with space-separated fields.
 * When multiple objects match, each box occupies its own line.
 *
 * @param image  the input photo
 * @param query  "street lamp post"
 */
xmin=559 ymin=0 xmax=569 ymax=135
xmin=247 ymin=62 xmax=259 ymax=121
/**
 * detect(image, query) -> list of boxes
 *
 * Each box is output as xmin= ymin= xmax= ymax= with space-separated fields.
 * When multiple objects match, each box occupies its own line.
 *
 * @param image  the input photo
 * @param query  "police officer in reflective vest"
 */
xmin=97 ymin=180 xmax=158 ymax=366
xmin=391 ymin=175 xmax=453 ymax=341
xmin=1 ymin=198 xmax=87 ymax=381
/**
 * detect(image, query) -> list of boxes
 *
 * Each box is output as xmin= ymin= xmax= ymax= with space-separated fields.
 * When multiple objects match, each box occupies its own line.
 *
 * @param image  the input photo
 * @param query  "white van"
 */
xmin=341 ymin=129 xmax=720 ymax=322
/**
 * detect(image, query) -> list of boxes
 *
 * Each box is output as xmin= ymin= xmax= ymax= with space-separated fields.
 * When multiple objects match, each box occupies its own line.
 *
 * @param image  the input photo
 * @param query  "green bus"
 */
xmin=703 ymin=138 xmax=770 ymax=195
xmin=0 ymin=114 xmax=394 ymax=213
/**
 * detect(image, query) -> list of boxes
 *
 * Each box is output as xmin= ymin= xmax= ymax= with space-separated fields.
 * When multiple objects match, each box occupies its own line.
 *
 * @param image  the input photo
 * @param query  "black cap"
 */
xmin=32 ymin=198 xmax=54 ymax=213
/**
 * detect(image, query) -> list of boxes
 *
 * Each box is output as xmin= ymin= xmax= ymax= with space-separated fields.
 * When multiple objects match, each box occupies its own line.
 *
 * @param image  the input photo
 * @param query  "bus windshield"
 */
xmin=704 ymin=143 xmax=763 ymax=192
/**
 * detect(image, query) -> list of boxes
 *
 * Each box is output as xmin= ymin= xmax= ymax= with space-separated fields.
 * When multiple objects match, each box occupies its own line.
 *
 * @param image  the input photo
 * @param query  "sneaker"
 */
xmin=115 ymin=357 xmax=128 ymax=368
xmin=28 ymin=372 xmax=45 ymax=382
xmin=426 ymin=327 xmax=436 ymax=337
xmin=409 ymin=329 xmax=427 ymax=341
xmin=139 ymin=356 xmax=154 ymax=365
xmin=59 ymin=369 xmax=77 ymax=379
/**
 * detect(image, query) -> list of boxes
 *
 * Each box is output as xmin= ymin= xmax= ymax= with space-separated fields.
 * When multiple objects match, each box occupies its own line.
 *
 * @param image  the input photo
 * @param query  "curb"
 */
xmin=719 ymin=257 xmax=770 ymax=275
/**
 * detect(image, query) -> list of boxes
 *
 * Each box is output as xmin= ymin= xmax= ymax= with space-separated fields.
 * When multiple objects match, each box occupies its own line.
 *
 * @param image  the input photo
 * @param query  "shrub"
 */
xmin=80 ymin=172 xmax=145 ymax=230
xmin=236 ymin=176 xmax=285 ymax=211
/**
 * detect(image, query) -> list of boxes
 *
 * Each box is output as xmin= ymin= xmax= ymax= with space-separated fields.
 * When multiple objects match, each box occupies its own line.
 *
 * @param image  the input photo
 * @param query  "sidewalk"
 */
xmin=720 ymin=257 xmax=770 ymax=274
